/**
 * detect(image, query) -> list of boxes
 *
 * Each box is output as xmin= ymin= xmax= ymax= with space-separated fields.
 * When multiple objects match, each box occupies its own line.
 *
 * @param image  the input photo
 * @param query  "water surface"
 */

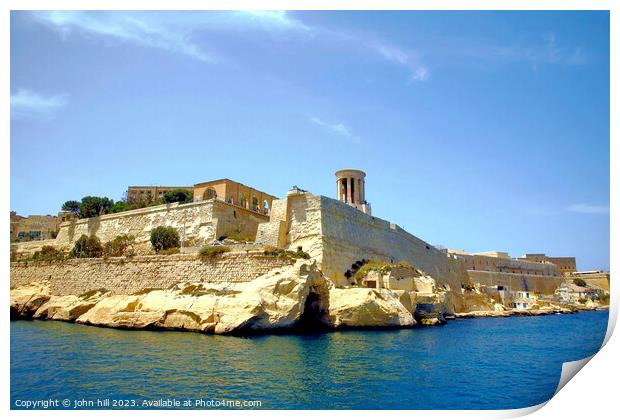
xmin=11 ymin=310 xmax=608 ymax=409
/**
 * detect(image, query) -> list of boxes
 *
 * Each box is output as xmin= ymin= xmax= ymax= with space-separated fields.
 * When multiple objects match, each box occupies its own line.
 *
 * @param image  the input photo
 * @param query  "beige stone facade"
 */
xmin=519 ymin=253 xmax=577 ymax=274
xmin=127 ymin=185 xmax=192 ymax=204
xmin=10 ymin=211 xmax=60 ymax=242
xmin=12 ymin=199 xmax=269 ymax=257
xmin=446 ymin=250 xmax=560 ymax=277
xmin=257 ymin=189 xmax=469 ymax=290
xmin=193 ymin=178 xmax=277 ymax=215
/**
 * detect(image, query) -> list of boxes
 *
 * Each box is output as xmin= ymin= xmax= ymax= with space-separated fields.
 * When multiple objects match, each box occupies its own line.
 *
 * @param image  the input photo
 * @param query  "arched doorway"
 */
xmin=203 ymin=188 xmax=217 ymax=200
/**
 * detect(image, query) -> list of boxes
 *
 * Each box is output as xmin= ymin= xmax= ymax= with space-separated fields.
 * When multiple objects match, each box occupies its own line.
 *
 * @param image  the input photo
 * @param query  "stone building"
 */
xmin=518 ymin=253 xmax=577 ymax=274
xmin=127 ymin=185 xmax=192 ymax=204
xmin=446 ymin=250 xmax=559 ymax=277
xmin=444 ymin=249 xmax=565 ymax=295
xmin=10 ymin=211 xmax=60 ymax=242
xmin=193 ymin=179 xmax=276 ymax=215
xmin=127 ymin=179 xmax=276 ymax=215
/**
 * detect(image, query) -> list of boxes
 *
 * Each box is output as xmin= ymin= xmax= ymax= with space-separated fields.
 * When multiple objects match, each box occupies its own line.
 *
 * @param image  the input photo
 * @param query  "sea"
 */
xmin=10 ymin=309 xmax=608 ymax=410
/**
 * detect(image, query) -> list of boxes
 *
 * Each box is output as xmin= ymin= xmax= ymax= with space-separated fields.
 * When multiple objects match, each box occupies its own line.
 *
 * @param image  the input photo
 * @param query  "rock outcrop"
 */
xmin=11 ymin=261 xmax=329 ymax=334
xmin=327 ymin=288 xmax=415 ymax=328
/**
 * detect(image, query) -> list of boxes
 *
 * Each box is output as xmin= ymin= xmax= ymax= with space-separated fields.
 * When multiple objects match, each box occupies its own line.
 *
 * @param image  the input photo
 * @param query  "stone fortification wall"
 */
xmin=318 ymin=196 xmax=468 ymax=289
xmin=258 ymin=192 xmax=469 ymax=289
xmin=13 ymin=199 xmax=268 ymax=256
xmin=467 ymin=270 xmax=565 ymax=295
xmin=10 ymin=251 xmax=292 ymax=296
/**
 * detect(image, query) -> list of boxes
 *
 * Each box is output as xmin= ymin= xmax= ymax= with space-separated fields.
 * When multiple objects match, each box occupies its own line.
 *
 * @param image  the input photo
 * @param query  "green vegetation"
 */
xmin=354 ymin=260 xmax=390 ymax=281
xmin=32 ymin=245 xmax=65 ymax=262
xmin=394 ymin=261 xmax=415 ymax=270
xmin=150 ymin=226 xmax=180 ymax=252
xmin=218 ymin=229 xmax=253 ymax=243
xmin=62 ymin=196 xmax=114 ymax=219
xmin=103 ymin=234 xmax=135 ymax=257
xmin=61 ymin=200 xmax=81 ymax=215
xmin=71 ymin=235 xmax=104 ymax=258
xmin=597 ymin=294 xmax=610 ymax=305
xmin=199 ymin=245 xmax=231 ymax=258
xmin=578 ymin=298 xmax=588 ymax=305
xmin=158 ymin=247 xmax=181 ymax=256
xmin=573 ymin=278 xmax=587 ymax=287
xmin=163 ymin=189 xmax=193 ymax=204
xmin=263 ymin=246 xmax=310 ymax=260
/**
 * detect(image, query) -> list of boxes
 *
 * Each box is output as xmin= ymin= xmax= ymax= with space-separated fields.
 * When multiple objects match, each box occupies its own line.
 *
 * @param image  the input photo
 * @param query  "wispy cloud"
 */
xmin=11 ymin=89 xmax=68 ymax=120
xmin=30 ymin=11 xmax=313 ymax=63
xmin=31 ymin=11 xmax=217 ymax=62
xmin=374 ymin=44 xmax=429 ymax=82
xmin=493 ymin=31 xmax=587 ymax=68
xmin=566 ymin=204 xmax=609 ymax=215
xmin=310 ymin=117 xmax=358 ymax=141
xmin=236 ymin=11 xmax=311 ymax=33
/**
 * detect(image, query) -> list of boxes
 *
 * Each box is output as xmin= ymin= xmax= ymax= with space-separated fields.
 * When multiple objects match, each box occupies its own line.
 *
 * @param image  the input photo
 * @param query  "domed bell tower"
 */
xmin=335 ymin=169 xmax=372 ymax=215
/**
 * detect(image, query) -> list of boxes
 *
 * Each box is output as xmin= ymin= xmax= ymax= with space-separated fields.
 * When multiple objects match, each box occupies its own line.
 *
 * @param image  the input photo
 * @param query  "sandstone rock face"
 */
xmin=10 ymin=283 xmax=51 ymax=319
xmin=327 ymin=288 xmax=415 ymax=328
xmin=34 ymin=289 xmax=111 ymax=321
xmin=11 ymin=261 xmax=332 ymax=334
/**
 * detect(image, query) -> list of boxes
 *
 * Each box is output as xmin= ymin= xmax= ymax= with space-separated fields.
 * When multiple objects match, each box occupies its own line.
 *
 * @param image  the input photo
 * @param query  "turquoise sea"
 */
xmin=10 ymin=310 xmax=608 ymax=410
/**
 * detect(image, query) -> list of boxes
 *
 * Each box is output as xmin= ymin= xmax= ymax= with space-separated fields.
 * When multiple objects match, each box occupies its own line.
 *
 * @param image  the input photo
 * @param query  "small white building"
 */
xmin=511 ymin=290 xmax=537 ymax=309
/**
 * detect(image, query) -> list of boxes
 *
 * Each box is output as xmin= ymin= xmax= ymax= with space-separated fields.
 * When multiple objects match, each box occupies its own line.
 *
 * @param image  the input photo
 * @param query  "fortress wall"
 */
xmin=467 ymin=270 xmax=565 ymax=295
xmin=318 ymin=196 xmax=468 ymax=289
xmin=10 ymin=251 xmax=293 ymax=296
xmin=267 ymin=193 xmax=468 ymax=289
xmin=284 ymin=193 xmax=325 ymax=260
xmin=14 ymin=200 xmax=268 ymax=256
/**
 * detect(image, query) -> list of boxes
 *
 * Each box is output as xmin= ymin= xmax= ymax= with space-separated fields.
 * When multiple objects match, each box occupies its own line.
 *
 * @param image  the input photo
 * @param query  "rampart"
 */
xmin=257 ymin=192 xmax=469 ymax=289
xmin=10 ymin=251 xmax=293 ymax=296
xmin=13 ymin=199 xmax=268 ymax=256
xmin=467 ymin=270 xmax=565 ymax=295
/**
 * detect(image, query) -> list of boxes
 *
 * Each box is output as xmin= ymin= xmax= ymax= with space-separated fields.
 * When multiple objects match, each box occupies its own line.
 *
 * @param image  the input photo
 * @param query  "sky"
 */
xmin=10 ymin=10 xmax=610 ymax=270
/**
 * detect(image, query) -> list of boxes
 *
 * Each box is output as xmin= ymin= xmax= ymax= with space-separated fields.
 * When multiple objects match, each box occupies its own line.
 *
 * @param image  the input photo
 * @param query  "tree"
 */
xmin=150 ymin=226 xmax=180 ymax=252
xmin=104 ymin=234 xmax=135 ymax=257
xmin=108 ymin=201 xmax=129 ymax=214
xmin=62 ymin=200 xmax=81 ymax=215
xmin=163 ymin=189 xmax=194 ymax=204
xmin=79 ymin=196 xmax=114 ymax=218
xmin=70 ymin=234 xmax=103 ymax=258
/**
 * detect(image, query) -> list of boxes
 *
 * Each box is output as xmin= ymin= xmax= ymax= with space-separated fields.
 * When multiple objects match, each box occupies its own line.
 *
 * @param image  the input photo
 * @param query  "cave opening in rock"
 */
xmin=297 ymin=291 xmax=329 ymax=331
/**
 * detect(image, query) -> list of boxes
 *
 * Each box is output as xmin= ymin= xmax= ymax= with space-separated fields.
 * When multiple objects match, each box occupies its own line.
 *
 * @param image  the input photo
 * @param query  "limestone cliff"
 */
xmin=10 ymin=261 xmax=418 ymax=334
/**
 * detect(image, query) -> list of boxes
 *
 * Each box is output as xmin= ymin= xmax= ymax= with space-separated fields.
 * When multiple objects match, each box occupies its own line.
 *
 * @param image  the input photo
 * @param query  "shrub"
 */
xmin=32 ymin=245 xmax=65 ymax=261
xmin=573 ymin=278 xmax=587 ymax=287
xmin=354 ymin=260 xmax=390 ymax=281
xmin=199 ymin=245 xmax=230 ymax=258
xmin=578 ymin=298 xmax=588 ymax=305
xmin=219 ymin=229 xmax=253 ymax=243
xmin=71 ymin=235 xmax=103 ymax=258
xmin=150 ymin=226 xmax=180 ymax=252
xmin=263 ymin=246 xmax=310 ymax=260
xmin=104 ymin=234 xmax=135 ymax=257
xmin=159 ymin=247 xmax=181 ymax=256
xmin=394 ymin=261 xmax=415 ymax=270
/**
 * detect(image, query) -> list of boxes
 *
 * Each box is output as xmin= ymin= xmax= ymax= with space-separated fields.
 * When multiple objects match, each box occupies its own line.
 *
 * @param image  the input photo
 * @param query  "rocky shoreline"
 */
xmin=10 ymin=260 xmax=604 ymax=335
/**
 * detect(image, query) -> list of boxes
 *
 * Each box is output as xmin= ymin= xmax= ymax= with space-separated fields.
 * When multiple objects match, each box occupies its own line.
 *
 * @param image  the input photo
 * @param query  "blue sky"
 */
xmin=10 ymin=11 xmax=610 ymax=270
